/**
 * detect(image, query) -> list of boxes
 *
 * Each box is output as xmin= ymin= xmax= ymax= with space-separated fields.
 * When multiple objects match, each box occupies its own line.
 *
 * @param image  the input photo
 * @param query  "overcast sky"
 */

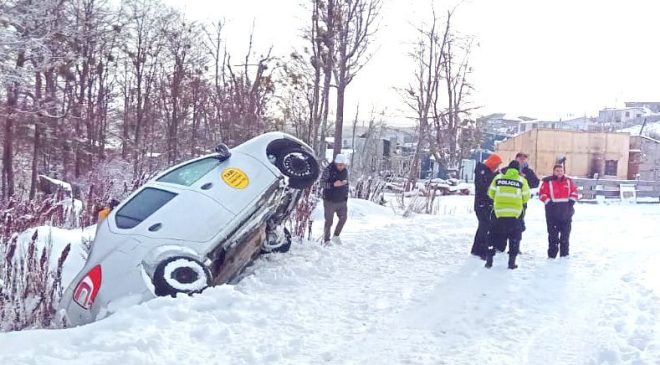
xmin=164 ymin=0 xmax=660 ymax=125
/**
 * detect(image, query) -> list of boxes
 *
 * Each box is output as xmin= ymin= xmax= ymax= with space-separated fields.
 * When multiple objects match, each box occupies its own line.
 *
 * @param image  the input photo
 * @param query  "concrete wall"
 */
xmin=496 ymin=129 xmax=630 ymax=179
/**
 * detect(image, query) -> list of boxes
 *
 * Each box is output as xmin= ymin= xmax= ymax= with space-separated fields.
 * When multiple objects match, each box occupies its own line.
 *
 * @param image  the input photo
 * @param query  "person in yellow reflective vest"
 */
xmin=485 ymin=160 xmax=531 ymax=269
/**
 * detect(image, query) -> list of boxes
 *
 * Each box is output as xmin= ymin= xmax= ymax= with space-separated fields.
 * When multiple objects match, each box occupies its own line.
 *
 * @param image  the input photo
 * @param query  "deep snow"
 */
xmin=1 ymin=197 xmax=659 ymax=365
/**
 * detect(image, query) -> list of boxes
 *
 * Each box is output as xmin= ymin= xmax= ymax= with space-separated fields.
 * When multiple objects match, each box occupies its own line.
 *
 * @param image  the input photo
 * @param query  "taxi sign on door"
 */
xmin=222 ymin=168 xmax=250 ymax=189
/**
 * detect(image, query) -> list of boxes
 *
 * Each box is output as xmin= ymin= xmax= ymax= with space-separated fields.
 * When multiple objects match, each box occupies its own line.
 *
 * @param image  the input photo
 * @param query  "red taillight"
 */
xmin=73 ymin=265 xmax=102 ymax=310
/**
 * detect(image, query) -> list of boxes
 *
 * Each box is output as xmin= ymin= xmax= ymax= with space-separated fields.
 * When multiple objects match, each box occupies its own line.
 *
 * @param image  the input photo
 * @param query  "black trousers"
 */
xmin=471 ymin=203 xmax=493 ymax=256
xmin=546 ymin=216 xmax=572 ymax=257
xmin=520 ymin=204 xmax=528 ymax=232
xmin=488 ymin=217 xmax=522 ymax=257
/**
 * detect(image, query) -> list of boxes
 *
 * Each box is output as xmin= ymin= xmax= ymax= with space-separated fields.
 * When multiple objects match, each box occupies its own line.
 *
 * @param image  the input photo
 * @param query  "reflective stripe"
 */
xmin=496 ymin=185 xmax=521 ymax=196
xmin=496 ymin=208 xmax=522 ymax=214
xmin=552 ymin=198 xmax=569 ymax=202
xmin=549 ymin=179 xmax=556 ymax=200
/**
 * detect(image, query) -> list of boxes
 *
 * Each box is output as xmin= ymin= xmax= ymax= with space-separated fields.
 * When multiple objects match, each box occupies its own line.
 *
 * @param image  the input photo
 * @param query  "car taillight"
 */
xmin=73 ymin=265 xmax=102 ymax=310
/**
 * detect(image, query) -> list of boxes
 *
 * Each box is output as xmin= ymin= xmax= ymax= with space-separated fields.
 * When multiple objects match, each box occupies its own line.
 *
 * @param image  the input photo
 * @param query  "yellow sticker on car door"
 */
xmin=222 ymin=168 xmax=250 ymax=189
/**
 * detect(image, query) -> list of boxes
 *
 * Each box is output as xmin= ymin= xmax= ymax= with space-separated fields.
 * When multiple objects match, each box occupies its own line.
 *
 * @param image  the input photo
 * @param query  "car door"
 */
xmin=157 ymin=153 xmax=278 ymax=216
xmin=108 ymin=184 xmax=235 ymax=243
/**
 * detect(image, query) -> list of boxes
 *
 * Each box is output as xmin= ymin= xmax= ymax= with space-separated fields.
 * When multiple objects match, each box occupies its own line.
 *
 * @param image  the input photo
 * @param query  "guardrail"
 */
xmin=572 ymin=178 xmax=660 ymax=202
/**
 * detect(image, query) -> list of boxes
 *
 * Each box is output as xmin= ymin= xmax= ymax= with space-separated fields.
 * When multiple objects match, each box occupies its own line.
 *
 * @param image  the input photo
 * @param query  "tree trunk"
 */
xmin=318 ymin=0 xmax=335 ymax=159
xmin=30 ymin=72 xmax=44 ymax=199
xmin=2 ymin=51 xmax=25 ymax=198
xmin=2 ymin=111 xmax=15 ymax=198
xmin=333 ymin=82 xmax=346 ymax=157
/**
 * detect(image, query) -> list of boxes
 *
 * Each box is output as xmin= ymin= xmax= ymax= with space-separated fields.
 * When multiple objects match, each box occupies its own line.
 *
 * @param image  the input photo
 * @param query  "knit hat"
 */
xmin=508 ymin=160 xmax=520 ymax=171
xmin=334 ymin=154 xmax=348 ymax=165
xmin=484 ymin=153 xmax=503 ymax=171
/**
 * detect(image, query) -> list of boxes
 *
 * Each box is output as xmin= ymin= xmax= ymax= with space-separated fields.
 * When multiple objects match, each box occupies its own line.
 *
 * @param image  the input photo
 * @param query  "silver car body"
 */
xmin=59 ymin=132 xmax=316 ymax=326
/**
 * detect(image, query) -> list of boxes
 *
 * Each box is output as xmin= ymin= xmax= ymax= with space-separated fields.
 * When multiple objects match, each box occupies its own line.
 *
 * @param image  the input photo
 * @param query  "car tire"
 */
xmin=275 ymin=148 xmax=319 ymax=189
xmin=153 ymin=256 xmax=211 ymax=297
xmin=262 ymin=227 xmax=292 ymax=254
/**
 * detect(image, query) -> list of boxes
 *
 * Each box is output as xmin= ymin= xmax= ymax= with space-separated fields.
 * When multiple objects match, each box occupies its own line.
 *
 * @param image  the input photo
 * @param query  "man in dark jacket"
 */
xmin=539 ymin=164 xmax=578 ymax=258
xmin=502 ymin=152 xmax=539 ymax=233
xmin=321 ymin=154 xmax=349 ymax=245
xmin=471 ymin=153 xmax=503 ymax=259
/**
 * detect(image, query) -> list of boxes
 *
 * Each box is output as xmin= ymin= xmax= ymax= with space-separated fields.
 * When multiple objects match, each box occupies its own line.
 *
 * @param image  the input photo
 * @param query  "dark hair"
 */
xmin=508 ymin=160 xmax=520 ymax=170
xmin=515 ymin=152 xmax=529 ymax=159
xmin=553 ymin=164 xmax=564 ymax=170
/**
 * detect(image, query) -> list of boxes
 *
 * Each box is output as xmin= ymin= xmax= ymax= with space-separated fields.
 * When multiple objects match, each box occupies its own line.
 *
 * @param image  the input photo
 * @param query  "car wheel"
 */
xmin=153 ymin=256 xmax=211 ymax=297
xmin=275 ymin=148 xmax=319 ymax=189
xmin=262 ymin=227 xmax=292 ymax=254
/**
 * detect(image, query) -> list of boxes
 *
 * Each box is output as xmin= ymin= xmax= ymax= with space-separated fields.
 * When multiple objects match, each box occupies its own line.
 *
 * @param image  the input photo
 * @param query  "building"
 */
xmin=534 ymin=116 xmax=596 ymax=131
xmin=597 ymin=107 xmax=660 ymax=130
xmin=625 ymin=102 xmax=660 ymax=114
xmin=496 ymin=129 xmax=631 ymax=179
xmin=478 ymin=113 xmax=536 ymax=137
xmin=629 ymin=135 xmax=660 ymax=181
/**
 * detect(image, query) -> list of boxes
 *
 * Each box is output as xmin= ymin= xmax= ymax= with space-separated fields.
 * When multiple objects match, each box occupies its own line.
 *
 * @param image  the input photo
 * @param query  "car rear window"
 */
xmin=115 ymin=188 xmax=177 ymax=229
xmin=157 ymin=157 xmax=219 ymax=186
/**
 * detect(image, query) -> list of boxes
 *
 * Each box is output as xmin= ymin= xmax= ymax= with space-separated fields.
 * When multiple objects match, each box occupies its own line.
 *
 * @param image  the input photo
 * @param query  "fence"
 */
xmin=573 ymin=178 xmax=660 ymax=203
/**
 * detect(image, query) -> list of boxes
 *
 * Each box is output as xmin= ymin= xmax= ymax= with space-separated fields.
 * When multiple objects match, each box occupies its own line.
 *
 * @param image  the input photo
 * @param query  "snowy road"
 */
xmin=1 ymin=197 xmax=659 ymax=364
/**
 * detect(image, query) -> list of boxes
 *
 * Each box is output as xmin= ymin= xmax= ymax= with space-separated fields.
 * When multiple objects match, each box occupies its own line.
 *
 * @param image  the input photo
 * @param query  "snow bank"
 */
xmin=1 ymin=198 xmax=659 ymax=364
xmin=16 ymin=225 xmax=94 ymax=288
xmin=311 ymin=198 xmax=390 ymax=221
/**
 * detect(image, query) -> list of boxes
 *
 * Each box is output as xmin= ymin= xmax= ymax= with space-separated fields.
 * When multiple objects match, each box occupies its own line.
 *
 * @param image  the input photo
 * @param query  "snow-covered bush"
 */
xmin=392 ymin=182 xmax=439 ymax=217
xmin=287 ymin=183 xmax=320 ymax=241
xmin=0 ymin=174 xmax=130 ymax=332
xmin=0 ymin=229 xmax=70 ymax=332
xmin=352 ymin=176 xmax=387 ymax=205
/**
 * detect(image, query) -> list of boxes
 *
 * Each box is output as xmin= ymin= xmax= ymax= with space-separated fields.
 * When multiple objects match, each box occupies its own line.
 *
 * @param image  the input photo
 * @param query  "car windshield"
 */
xmin=115 ymin=188 xmax=177 ymax=229
xmin=157 ymin=157 xmax=219 ymax=186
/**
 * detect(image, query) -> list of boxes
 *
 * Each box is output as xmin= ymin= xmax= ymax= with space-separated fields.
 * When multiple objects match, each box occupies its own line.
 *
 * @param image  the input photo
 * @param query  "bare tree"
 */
xmin=332 ymin=0 xmax=381 ymax=157
xmin=223 ymin=31 xmax=276 ymax=146
xmin=120 ymin=0 xmax=170 ymax=175
xmin=404 ymin=8 xmax=476 ymax=186
xmin=403 ymin=10 xmax=449 ymax=190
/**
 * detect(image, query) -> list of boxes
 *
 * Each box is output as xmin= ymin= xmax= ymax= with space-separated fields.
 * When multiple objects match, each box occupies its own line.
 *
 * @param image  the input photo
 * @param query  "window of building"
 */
xmin=625 ymin=111 xmax=630 ymax=118
xmin=605 ymin=160 xmax=618 ymax=176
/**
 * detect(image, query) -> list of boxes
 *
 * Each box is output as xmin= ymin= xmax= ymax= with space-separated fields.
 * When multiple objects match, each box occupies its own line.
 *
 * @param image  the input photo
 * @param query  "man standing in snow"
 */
xmin=486 ymin=160 xmax=531 ymax=269
xmin=503 ymin=152 xmax=539 ymax=232
xmin=471 ymin=153 xmax=503 ymax=259
xmin=539 ymin=164 xmax=578 ymax=258
xmin=321 ymin=154 xmax=349 ymax=245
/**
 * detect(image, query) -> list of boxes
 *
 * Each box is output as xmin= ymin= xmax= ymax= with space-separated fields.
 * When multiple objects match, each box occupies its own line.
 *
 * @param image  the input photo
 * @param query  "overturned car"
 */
xmin=59 ymin=132 xmax=319 ymax=326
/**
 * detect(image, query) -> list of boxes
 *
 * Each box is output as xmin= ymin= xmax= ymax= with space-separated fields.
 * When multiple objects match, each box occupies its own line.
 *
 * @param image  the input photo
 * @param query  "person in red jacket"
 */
xmin=539 ymin=164 xmax=579 ymax=258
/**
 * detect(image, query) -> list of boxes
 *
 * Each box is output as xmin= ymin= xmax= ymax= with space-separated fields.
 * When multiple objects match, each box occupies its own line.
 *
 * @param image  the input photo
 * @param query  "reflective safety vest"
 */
xmin=488 ymin=168 xmax=531 ymax=218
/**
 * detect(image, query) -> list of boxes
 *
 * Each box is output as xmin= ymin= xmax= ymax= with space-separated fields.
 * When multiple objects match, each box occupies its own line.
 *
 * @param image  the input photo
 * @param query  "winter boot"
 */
xmin=485 ymin=255 xmax=494 ymax=269
xmin=332 ymin=235 xmax=342 ymax=245
xmin=508 ymin=255 xmax=518 ymax=270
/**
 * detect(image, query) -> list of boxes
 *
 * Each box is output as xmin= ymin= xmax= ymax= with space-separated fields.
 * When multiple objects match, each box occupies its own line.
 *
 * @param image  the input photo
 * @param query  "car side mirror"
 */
xmin=214 ymin=143 xmax=231 ymax=161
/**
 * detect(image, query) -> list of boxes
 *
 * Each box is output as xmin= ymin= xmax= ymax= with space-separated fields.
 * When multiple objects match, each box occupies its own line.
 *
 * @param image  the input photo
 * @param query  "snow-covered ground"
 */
xmin=1 ymin=197 xmax=659 ymax=364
